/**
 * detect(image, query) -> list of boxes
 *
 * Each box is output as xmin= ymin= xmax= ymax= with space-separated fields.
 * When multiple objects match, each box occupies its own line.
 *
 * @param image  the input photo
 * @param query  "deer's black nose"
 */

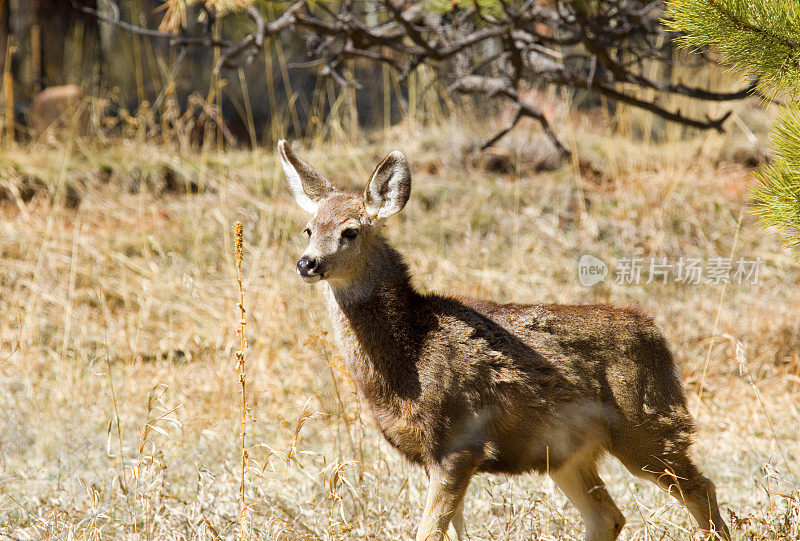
xmin=296 ymin=257 xmax=318 ymax=275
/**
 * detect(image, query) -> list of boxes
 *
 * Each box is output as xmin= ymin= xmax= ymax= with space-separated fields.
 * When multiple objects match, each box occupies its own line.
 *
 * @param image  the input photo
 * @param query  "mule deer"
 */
xmin=278 ymin=141 xmax=731 ymax=541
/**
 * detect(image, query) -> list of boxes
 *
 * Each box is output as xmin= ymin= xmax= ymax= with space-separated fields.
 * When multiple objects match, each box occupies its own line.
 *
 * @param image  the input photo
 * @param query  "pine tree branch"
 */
xmin=668 ymin=0 xmax=800 ymax=257
xmin=705 ymin=0 xmax=800 ymax=50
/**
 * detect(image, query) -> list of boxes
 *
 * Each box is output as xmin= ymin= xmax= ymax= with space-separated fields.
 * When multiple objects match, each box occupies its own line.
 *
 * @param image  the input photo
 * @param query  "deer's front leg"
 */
xmin=451 ymin=499 xmax=466 ymax=541
xmin=416 ymin=453 xmax=477 ymax=541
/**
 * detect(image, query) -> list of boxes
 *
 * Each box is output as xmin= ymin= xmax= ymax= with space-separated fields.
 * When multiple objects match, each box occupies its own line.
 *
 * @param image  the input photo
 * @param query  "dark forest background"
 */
xmin=0 ymin=0 xmax=413 ymax=144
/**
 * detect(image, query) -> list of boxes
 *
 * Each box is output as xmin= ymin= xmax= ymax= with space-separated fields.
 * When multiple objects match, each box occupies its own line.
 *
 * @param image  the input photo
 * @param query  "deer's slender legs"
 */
xmin=451 ymin=499 xmax=466 ymax=541
xmin=618 ymin=455 xmax=730 ymax=540
xmin=416 ymin=454 xmax=476 ymax=541
xmin=550 ymin=458 xmax=625 ymax=541
xmin=609 ymin=423 xmax=730 ymax=540
xmin=680 ymin=474 xmax=730 ymax=541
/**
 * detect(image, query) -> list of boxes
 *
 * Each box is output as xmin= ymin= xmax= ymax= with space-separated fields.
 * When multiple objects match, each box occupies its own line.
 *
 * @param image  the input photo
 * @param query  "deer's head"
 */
xmin=278 ymin=140 xmax=411 ymax=286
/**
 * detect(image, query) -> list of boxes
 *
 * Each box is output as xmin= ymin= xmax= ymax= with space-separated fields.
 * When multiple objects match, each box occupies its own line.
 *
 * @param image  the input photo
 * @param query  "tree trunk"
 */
xmin=32 ymin=0 xmax=101 ymax=89
xmin=0 ymin=0 xmax=9 ymax=74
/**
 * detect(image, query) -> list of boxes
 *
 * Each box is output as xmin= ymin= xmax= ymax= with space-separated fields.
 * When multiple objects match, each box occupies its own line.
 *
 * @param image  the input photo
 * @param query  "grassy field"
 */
xmin=1 ymin=107 xmax=799 ymax=540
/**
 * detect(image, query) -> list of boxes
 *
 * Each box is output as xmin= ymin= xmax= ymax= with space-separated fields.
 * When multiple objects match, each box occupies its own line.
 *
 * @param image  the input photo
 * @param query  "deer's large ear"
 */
xmin=364 ymin=151 xmax=411 ymax=220
xmin=278 ymin=140 xmax=336 ymax=213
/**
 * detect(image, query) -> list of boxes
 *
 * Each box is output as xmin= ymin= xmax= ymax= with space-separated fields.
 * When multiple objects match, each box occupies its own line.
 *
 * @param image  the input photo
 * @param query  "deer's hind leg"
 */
xmin=610 ymin=424 xmax=731 ymax=540
xmin=550 ymin=454 xmax=626 ymax=541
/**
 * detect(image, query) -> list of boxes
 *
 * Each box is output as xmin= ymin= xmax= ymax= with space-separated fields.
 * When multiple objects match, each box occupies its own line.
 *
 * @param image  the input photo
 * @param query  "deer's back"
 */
xmin=406 ymin=296 xmax=691 ymax=473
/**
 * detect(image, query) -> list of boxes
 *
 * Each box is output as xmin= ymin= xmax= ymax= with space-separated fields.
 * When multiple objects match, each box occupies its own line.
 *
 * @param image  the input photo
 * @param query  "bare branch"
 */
xmin=593 ymin=81 xmax=732 ymax=131
xmin=73 ymin=1 xmax=230 ymax=48
xmin=77 ymin=0 xmax=761 ymax=149
xmin=452 ymin=76 xmax=570 ymax=156
xmin=482 ymin=106 xmax=524 ymax=150
xmin=213 ymin=2 xmax=301 ymax=74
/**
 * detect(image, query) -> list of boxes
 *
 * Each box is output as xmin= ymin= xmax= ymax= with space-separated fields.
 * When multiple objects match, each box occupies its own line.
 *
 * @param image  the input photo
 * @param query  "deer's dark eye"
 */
xmin=342 ymin=228 xmax=359 ymax=240
xmin=303 ymin=228 xmax=311 ymax=237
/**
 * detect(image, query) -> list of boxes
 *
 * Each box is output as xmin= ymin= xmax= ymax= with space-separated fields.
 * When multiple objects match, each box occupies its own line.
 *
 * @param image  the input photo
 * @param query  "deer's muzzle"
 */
xmin=297 ymin=256 xmax=322 ymax=283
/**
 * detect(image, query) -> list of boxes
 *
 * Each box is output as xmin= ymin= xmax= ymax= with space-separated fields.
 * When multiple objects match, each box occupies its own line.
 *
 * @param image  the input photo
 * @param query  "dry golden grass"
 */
xmin=0 ymin=105 xmax=799 ymax=540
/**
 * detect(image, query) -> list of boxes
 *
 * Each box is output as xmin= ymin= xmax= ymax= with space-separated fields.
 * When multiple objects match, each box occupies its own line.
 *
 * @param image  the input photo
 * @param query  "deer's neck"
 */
xmin=324 ymin=238 xmax=423 ymax=402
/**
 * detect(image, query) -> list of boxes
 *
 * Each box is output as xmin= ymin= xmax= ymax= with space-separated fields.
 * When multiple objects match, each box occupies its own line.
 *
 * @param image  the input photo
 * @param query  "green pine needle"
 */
xmin=667 ymin=0 xmax=800 ymax=258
